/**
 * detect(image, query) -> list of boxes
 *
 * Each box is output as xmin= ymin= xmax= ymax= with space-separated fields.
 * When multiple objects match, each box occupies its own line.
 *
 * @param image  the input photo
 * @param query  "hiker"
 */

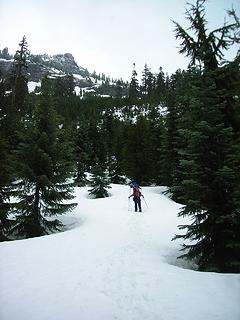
xmin=128 ymin=182 xmax=143 ymax=212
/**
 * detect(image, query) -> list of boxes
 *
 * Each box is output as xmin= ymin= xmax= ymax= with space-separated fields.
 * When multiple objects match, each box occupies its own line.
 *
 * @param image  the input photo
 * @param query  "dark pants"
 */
xmin=133 ymin=197 xmax=142 ymax=212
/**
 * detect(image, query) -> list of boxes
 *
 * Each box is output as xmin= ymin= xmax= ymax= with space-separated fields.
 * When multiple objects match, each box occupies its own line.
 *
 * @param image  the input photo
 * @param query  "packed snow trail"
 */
xmin=0 ymin=185 xmax=239 ymax=320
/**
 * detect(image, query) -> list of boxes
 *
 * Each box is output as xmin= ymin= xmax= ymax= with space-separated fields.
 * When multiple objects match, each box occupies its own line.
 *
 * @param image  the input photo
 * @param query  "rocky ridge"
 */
xmin=0 ymin=52 xmax=97 ymax=88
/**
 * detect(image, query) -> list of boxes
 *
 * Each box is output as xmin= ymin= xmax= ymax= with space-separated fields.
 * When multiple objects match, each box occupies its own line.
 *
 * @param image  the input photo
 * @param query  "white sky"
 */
xmin=0 ymin=0 xmax=239 ymax=80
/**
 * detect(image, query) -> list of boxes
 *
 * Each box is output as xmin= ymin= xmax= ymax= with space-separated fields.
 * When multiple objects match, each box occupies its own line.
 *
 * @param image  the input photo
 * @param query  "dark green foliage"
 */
xmin=88 ymin=164 xmax=111 ymax=198
xmin=10 ymin=76 xmax=77 ymax=239
xmin=123 ymin=116 xmax=156 ymax=185
xmin=0 ymin=47 xmax=12 ymax=59
xmin=0 ymin=138 xmax=16 ymax=241
xmin=94 ymin=80 xmax=127 ymax=98
xmin=107 ymin=120 xmax=127 ymax=184
xmin=1 ymin=37 xmax=29 ymax=148
xmin=141 ymin=64 xmax=155 ymax=98
xmin=0 ymin=71 xmax=19 ymax=241
xmin=73 ymin=116 xmax=90 ymax=186
xmin=155 ymin=67 xmax=166 ymax=99
xmin=129 ymin=63 xmax=139 ymax=100
xmin=87 ymin=115 xmax=107 ymax=167
xmin=175 ymin=73 xmax=240 ymax=271
xmin=11 ymin=36 xmax=29 ymax=117
xmin=0 ymin=72 xmax=5 ymax=118
xmin=146 ymin=105 xmax=165 ymax=184
xmin=115 ymin=79 xmax=124 ymax=98
xmin=108 ymin=156 xmax=126 ymax=184
xmin=172 ymin=0 xmax=240 ymax=272
xmin=173 ymin=0 xmax=238 ymax=71
xmin=53 ymin=74 xmax=75 ymax=97
xmin=161 ymin=69 xmax=201 ymax=198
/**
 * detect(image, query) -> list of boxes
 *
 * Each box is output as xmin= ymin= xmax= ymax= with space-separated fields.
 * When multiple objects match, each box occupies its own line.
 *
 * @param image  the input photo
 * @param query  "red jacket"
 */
xmin=133 ymin=188 xmax=141 ymax=197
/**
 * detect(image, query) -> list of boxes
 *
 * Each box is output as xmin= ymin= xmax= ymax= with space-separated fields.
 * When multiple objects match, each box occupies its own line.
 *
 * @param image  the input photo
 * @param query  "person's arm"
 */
xmin=128 ymin=194 xmax=133 ymax=198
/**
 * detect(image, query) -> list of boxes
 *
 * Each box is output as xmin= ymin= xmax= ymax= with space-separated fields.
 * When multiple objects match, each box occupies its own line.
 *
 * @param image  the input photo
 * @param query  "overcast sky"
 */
xmin=0 ymin=0 xmax=239 ymax=80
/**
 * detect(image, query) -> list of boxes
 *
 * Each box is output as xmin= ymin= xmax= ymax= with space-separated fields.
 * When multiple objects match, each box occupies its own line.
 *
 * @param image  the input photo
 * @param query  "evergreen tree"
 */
xmin=173 ymin=0 xmax=238 ymax=71
xmin=145 ymin=104 xmax=165 ymax=184
xmin=160 ymin=89 xmax=179 ymax=188
xmin=0 ymin=71 xmax=5 ymax=118
xmin=54 ymin=74 xmax=75 ymax=98
xmin=10 ymin=76 xmax=77 ymax=239
xmin=0 ymin=138 xmax=16 ymax=241
xmin=11 ymin=36 xmax=29 ymax=117
xmin=161 ymin=69 xmax=197 ymax=197
xmin=141 ymin=64 xmax=149 ymax=96
xmin=0 ymin=68 xmax=19 ymax=241
xmin=108 ymin=155 xmax=126 ymax=184
xmin=155 ymin=67 xmax=166 ymax=99
xmin=87 ymin=113 xmax=107 ymax=167
xmin=88 ymin=163 xmax=111 ymax=198
xmin=74 ymin=117 xmax=90 ymax=186
xmin=128 ymin=63 xmax=139 ymax=100
xmin=172 ymin=0 xmax=240 ymax=272
xmin=123 ymin=116 xmax=152 ymax=184
xmin=115 ymin=79 xmax=124 ymax=98
xmin=175 ymin=70 xmax=240 ymax=272
xmin=0 ymin=47 xmax=11 ymax=59
xmin=141 ymin=64 xmax=155 ymax=97
xmin=3 ymin=37 xmax=29 ymax=150
xmin=101 ymin=109 xmax=115 ymax=167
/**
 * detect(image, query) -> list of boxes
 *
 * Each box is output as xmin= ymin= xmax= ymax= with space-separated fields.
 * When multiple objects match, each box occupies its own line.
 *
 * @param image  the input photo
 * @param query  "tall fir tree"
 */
xmin=2 ymin=37 xmax=30 ymax=156
xmin=115 ymin=79 xmax=124 ymax=98
xmin=10 ymin=76 xmax=77 ymax=239
xmin=88 ymin=163 xmax=111 ymax=198
xmin=172 ymin=0 xmax=240 ymax=272
xmin=141 ymin=64 xmax=155 ymax=98
xmin=154 ymin=67 xmax=166 ymax=99
xmin=11 ymin=36 xmax=29 ymax=118
xmin=144 ymin=104 xmax=164 ymax=184
xmin=128 ymin=63 xmax=139 ymax=100
xmin=161 ymin=69 xmax=199 ymax=199
xmin=74 ymin=116 xmax=90 ymax=186
xmin=0 ymin=53 xmax=22 ymax=241
xmin=123 ymin=116 xmax=152 ymax=185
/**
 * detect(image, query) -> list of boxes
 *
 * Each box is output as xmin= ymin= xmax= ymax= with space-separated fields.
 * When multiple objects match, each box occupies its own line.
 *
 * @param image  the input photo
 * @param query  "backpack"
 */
xmin=130 ymin=182 xmax=140 ymax=189
xmin=133 ymin=187 xmax=141 ymax=197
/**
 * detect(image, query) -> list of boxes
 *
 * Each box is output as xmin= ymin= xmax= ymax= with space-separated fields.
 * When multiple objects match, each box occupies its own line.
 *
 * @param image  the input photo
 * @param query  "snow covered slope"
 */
xmin=0 ymin=185 xmax=239 ymax=320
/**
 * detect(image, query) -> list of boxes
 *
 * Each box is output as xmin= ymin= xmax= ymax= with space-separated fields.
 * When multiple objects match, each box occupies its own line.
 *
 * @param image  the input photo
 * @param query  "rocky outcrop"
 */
xmin=0 ymin=53 xmax=92 ymax=87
